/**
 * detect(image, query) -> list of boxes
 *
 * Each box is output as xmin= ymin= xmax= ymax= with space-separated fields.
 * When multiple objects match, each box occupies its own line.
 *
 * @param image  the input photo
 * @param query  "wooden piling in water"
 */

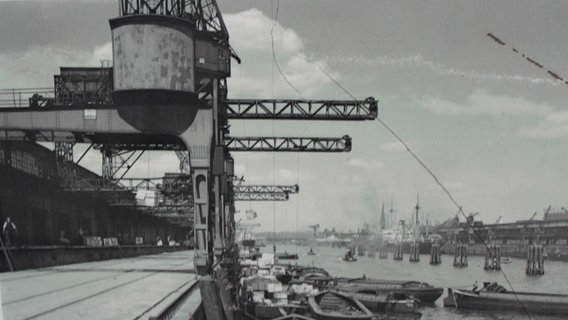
xmin=526 ymin=244 xmax=544 ymax=275
xmin=379 ymin=242 xmax=388 ymax=259
xmin=430 ymin=242 xmax=441 ymax=265
xmin=453 ymin=243 xmax=468 ymax=268
xmin=393 ymin=241 xmax=403 ymax=260
xmin=409 ymin=242 xmax=420 ymax=262
xmin=484 ymin=244 xmax=501 ymax=271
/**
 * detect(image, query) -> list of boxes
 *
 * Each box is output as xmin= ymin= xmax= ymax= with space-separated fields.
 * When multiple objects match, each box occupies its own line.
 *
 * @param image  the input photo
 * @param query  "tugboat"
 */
xmin=343 ymin=249 xmax=357 ymax=262
xmin=277 ymin=251 xmax=299 ymax=260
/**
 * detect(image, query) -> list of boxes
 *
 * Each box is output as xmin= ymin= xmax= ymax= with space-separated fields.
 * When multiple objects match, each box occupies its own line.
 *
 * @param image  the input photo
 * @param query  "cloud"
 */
xmin=90 ymin=42 xmax=112 ymax=65
xmin=0 ymin=43 xmax=112 ymax=90
xmin=520 ymin=111 xmax=568 ymax=139
xmin=420 ymin=89 xmax=552 ymax=116
xmin=379 ymin=141 xmax=407 ymax=153
xmin=347 ymin=158 xmax=384 ymax=169
xmin=225 ymin=9 xmax=338 ymax=98
xmin=324 ymin=54 xmax=560 ymax=87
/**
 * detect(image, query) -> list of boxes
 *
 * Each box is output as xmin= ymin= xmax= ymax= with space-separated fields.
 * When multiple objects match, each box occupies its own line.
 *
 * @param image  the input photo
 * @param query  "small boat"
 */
xmin=277 ymin=251 xmax=299 ymax=260
xmin=343 ymin=250 xmax=357 ymax=262
xmin=291 ymin=266 xmax=331 ymax=280
xmin=445 ymin=282 xmax=568 ymax=316
xmin=273 ymin=265 xmax=293 ymax=284
xmin=308 ymin=247 xmax=316 ymax=256
xmin=290 ymin=266 xmax=334 ymax=290
xmin=501 ymin=257 xmax=512 ymax=264
xmin=308 ymin=291 xmax=373 ymax=320
xmin=332 ymin=286 xmax=421 ymax=315
xmin=273 ymin=314 xmax=317 ymax=320
xmin=335 ymin=278 xmax=443 ymax=304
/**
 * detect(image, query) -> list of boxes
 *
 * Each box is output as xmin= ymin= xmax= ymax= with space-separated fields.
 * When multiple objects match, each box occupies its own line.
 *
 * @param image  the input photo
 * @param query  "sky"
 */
xmin=0 ymin=0 xmax=567 ymax=232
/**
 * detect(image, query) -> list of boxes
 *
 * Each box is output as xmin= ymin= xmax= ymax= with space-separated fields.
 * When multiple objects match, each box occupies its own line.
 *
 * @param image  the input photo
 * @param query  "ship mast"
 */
xmin=414 ymin=194 xmax=420 ymax=242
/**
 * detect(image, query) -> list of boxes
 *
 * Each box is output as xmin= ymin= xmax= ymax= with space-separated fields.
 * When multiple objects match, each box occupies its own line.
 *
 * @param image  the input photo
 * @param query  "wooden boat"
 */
xmin=307 ymin=248 xmax=316 ymax=256
xmin=308 ymin=291 xmax=373 ymax=320
xmin=445 ymin=282 xmax=568 ymax=316
xmin=291 ymin=266 xmax=330 ymax=280
xmin=273 ymin=315 xmax=317 ymax=320
xmin=277 ymin=251 xmax=299 ymax=260
xmin=254 ymin=305 xmax=287 ymax=319
xmin=343 ymin=250 xmax=357 ymax=262
xmin=332 ymin=286 xmax=421 ymax=315
xmin=290 ymin=266 xmax=334 ymax=291
xmin=273 ymin=265 xmax=293 ymax=284
xmin=336 ymin=278 xmax=443 ymax=304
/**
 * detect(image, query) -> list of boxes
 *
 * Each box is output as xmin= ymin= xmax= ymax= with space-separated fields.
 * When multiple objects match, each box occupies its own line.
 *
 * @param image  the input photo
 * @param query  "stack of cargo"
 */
xmin=241 ymin=276 xmax=287 ymax=306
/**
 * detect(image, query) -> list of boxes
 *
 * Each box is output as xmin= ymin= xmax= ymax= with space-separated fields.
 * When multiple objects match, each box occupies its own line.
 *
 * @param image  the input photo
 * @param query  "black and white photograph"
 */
xmin=0 ymin=0 xmax=567 ymax=319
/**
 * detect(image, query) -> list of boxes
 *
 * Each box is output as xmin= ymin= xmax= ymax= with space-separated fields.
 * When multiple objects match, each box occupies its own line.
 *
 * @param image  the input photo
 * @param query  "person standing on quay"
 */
xmin=2 ymin=217 xmax=17 ymax=246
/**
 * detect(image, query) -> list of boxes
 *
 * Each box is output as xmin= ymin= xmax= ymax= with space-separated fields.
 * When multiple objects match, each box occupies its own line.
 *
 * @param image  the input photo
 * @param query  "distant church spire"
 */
xmin=380 ymin=202 xmax=386 ymax=230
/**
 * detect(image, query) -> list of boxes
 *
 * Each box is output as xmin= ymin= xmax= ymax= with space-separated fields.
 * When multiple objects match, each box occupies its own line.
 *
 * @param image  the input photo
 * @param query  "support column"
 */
xmin=191 ymin=166 xmax=212 ymax=275
xmin=180 ymin=107 xmax=214 ymax=275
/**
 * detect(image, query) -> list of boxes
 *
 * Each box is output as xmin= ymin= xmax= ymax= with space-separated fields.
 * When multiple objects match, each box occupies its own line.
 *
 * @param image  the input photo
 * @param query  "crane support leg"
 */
xmin=180 ymin=108 xmax=214 ymax=275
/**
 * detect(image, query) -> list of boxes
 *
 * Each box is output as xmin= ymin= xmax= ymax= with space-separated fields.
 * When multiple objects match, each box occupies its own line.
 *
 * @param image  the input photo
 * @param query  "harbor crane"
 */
xmin=466 ymin=212 xmax=479 ymax=225
xmin=0 ymin=3 xmax=379 ymax=317
xmin=308 ymin=224 xmax=320 ymax=237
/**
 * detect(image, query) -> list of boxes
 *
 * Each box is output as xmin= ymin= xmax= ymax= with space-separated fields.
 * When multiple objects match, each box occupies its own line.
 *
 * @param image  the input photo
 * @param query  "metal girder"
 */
xmin=225 ymin=135 xmax=351 ymax=152
xmin=234 ymin=184 xmax=299 ymax=194
xmin=119 ymin=0 xmax=186 ymax=17
xmin=54 ymin=141 xmax=76 ymax=187
xmin=175 ymin=150 xmax=191 ymax=174
xmin=234 ymin=193 xmax=289 ymax=201
xmin=225 ymin=98 xmax=378 ymax=120
xmin=99 ymin=144 xmax=145 ymax=184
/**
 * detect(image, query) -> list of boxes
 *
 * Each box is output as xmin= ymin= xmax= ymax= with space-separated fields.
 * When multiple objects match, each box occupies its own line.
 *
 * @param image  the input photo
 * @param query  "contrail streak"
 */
xmin=324 ymin=54 xmax=559 ymax=86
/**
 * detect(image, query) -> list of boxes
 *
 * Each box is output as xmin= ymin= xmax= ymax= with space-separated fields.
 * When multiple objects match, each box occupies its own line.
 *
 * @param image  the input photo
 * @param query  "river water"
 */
xmin=270 ymin=244 xmax=568 ymax=320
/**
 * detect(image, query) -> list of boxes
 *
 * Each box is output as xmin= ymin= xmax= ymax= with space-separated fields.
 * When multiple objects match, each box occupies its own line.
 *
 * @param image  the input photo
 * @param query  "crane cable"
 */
xmin=311 ymin=39 xmax=534 ymax=320
xmin=487 ymin=32 xmax=568 ymax=87
xmin=267 ymin=10 xmax=531 ymax=319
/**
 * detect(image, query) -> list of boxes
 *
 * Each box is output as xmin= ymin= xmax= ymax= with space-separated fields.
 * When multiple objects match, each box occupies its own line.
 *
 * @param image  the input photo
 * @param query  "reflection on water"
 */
xmin=271 ymin=244 xmax=568 ymax=320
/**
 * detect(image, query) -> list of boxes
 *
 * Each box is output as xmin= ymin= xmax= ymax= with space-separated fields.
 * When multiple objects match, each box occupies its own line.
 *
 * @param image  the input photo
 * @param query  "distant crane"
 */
xmin=466 ymin=212 xmax=479 ymax=225
xmin=520 ymin=211 xmax=539 ymax=245
xmin=495 ymin=215 xmax=502 ymax=224
xmin=561 ymin=207 xmax=568 ymax=214
xmin=308 ymin=224 xmax=320 ymax=237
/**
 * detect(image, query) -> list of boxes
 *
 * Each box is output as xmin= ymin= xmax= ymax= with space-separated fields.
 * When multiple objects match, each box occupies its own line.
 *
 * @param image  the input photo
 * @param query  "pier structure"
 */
xmin=0 ymin=0 xmax=379 ymax=318
xmin=429 ymin=242 xmax=441 ymax=265
xmin=409 ymin=242 xmax=420 ymax=262
xmin=393 ymin=241 xmax=404 ymax=260
xmin=526 ymin=244 xmax=545 ymax=275
xmin=453 ymin=243 xmax=468 ymax=268
xmin=484 ymin=244 xmax=501 ymax=271
xmin=379 ymin=242 xmax=388 ymax=259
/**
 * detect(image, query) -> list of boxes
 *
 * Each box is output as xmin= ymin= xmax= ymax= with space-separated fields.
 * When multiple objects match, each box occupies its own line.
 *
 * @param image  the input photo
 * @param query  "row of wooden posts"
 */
xmin=373 ymin=242 xmax=545 ymax=275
